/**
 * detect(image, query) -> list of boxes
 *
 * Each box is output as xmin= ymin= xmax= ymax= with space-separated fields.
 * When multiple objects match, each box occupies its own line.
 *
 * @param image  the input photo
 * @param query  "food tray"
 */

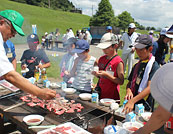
xmin=37 ymin=122 xmax=91 ymax=134
xmin=0 ymin=80 xmax=19 ymax=92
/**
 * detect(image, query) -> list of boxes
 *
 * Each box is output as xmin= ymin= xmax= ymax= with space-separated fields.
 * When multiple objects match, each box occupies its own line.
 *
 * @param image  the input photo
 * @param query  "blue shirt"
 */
xmin=3 ymin=40 xmax=16 ymax=63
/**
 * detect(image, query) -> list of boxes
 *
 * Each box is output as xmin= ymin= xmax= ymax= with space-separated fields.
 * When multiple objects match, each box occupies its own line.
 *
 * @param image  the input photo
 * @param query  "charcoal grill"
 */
xmin=0 ymin=92 xmax=123 ymax=134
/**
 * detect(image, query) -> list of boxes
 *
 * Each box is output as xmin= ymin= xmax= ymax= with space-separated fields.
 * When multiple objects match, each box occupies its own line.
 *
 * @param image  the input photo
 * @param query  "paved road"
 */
xmin=15 ymin=43 xmax=103 ymax=62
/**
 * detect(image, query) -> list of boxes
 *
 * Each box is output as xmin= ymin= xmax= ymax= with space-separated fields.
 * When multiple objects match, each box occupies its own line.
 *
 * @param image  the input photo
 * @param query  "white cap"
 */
xmin=160 ymin=27 xmax=173 ymax=38
xmin=149 ymin=30 xmax=154 ymax=34
xmin=128 ymin=23 xmax=136 ymax=29
xmin=96 ymin=33 xmax=119 ymax=49
xmin=150 ymin=63 xmax=173 ymax=113
xmin=45 ymin=32 xmax=48 ymax=35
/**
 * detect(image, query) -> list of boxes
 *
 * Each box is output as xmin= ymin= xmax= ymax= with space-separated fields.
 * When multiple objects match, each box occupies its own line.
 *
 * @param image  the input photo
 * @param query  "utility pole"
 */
xmin=48 ymin=0 xmax=50 ymax=8
xmin=92 ymin=5 xmax=93 ymax=16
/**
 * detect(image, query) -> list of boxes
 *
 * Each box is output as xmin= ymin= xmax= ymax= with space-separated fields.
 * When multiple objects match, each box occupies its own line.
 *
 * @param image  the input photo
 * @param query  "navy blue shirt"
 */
xmin=20 ymin=49 xmax=50 ymax=78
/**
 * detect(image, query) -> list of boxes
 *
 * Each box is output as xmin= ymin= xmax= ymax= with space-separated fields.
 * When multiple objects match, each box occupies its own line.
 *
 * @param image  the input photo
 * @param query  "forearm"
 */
xmin=4 ymin=71 xmax=42 ymax=96
xmin=130 ymin=86 xmax=150 ymax=104
xmin=105 ymin=74 xmax=124 ymax=85
xmin=12 ymin=58 xmax=17 ymax=70
xmin=42 ymin=62 xmax=51 ymax=68
xmin=134 ymin=105 xmax=171 ymax=134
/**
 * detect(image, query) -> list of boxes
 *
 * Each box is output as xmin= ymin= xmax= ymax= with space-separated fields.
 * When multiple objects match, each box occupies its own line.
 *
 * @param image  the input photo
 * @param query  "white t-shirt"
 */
xmin=121 ymin=32 xmax=138 ymax=54
xmin=0 ymin=32 xmax=14 ymax=77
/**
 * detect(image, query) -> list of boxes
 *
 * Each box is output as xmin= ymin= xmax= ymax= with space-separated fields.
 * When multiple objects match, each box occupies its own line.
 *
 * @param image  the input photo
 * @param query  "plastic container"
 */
xmin=41 ymin=68 xmax=47 ymax=81
xmin=91 ymin=93 xmax=99 ymax=103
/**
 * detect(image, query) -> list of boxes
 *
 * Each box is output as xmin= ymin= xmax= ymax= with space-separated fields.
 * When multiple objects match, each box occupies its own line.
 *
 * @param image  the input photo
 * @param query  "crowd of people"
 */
xmin=0 ymin=9 xmax=172 ymax=133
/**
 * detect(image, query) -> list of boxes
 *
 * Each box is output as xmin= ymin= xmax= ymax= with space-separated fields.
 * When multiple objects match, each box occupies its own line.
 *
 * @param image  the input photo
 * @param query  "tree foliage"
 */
xmin=117 ymin=11 xmax=134 ymax=31
xmin=89 ymin=0 xmax=117 ymax=26
xmin=10 ymin=0 xmax=75 ymax=11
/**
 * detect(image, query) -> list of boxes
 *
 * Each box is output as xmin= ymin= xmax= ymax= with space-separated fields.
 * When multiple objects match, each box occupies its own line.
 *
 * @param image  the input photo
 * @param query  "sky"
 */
xmin=69 ymin=0 xmax=173 ymax=29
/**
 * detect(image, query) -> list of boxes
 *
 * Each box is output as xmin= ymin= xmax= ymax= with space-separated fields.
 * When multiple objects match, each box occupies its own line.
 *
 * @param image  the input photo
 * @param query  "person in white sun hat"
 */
xmin=118 ymin=23 xmax=139 ymax=77
xmin=152 ymin=27 xmax=173 ymax=65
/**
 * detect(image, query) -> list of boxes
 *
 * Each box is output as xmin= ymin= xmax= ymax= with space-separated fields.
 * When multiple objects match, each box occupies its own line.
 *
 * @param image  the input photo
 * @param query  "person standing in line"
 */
xmin=133 ymin=63 xmax=173 ymax=134
xmin=59 ymin=37 xmax=77 ymax=87
xmin=3 ymin=40 xmax=16 ymax=70
xmin=66 ymin=39 xmax=97 ymax=93
xmin=118 ymin=23 xmax=139 ymax=77
xmin=148 ymin=30 xmax=154 ymax=43
xmin=152 ymin=27 xmax=172 ymax=65
xmin=93 ymin=33 xmax=124 ymax=100
xmin=123 ymin=35 xmax=159 ymax=113
xmin=21 ymin=34 xmax=51 ymax=78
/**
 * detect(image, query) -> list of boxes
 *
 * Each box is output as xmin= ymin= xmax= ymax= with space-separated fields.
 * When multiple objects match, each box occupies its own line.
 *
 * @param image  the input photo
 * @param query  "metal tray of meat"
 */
xmin=37 ymin=122 xmax=91 ymax=134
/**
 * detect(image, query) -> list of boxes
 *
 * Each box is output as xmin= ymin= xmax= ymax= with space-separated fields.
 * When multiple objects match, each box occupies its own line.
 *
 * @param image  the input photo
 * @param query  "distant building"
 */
xmin=70 ymin=8 xmax=82 ymax=14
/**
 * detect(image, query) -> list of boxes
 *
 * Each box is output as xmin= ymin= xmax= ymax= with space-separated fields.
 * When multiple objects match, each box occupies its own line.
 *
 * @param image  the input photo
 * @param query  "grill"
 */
xmin=0 ymin=92 xmax=124 ymax=134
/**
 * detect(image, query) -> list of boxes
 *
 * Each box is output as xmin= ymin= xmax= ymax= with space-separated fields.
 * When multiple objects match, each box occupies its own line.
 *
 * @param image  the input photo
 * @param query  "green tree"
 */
xmin=117 ymin=11 xmax=134 ymax=32
xmin=89 ymin=0 xmax=116 ymax=26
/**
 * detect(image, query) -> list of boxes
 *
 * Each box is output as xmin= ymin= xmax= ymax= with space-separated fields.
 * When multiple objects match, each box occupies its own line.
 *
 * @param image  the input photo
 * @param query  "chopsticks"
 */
xmin=4 ymin=102 xmax=25 ymax=111
xmin=28 ymin=125 xmax=56 ymax=129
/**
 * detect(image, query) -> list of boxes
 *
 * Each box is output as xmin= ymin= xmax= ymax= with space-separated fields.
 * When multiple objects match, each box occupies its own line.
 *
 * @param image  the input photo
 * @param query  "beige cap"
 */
xmin=96 ymin=33 xmax=119 ymax=49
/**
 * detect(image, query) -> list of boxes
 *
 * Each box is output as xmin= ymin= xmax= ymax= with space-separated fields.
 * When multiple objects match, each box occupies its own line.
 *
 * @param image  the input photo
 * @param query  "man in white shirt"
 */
xmin=118 ymin=23 xmax=139 ymax=77
xmin=0 ymin=10 xmax=56 ymax=100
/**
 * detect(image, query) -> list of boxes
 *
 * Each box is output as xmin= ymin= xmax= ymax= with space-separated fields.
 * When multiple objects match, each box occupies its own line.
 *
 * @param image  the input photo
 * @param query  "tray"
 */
xmin=37 ymin=122 xmax=91 ymax=134
xmin=0 ymin=80 xmax=20 ymax=92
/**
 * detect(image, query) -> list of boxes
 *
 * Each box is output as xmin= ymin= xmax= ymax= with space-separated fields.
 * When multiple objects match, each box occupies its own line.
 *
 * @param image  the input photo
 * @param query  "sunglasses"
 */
xmin=4 ymin=19 xmax=17 ymax=36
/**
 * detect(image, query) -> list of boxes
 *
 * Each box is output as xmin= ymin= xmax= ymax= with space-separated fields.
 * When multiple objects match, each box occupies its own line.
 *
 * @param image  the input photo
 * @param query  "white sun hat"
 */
xmin=160 ymin=27 xmax=173 ymax=38
xmin=150 ymin=63 xmax=173 ymax=113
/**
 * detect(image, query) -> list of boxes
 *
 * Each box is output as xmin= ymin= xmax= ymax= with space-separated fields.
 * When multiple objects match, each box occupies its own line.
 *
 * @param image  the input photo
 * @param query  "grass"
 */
xmin=0 ymin=0 xmax=90 ymax=44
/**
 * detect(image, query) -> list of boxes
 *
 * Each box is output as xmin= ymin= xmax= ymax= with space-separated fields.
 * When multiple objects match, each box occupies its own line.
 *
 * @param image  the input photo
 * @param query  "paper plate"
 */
xmin=50 ymin=83 xmax=61 ymax=89
xmin=21 ymin=68 xmax=29 ymax=73
xmin=23 ymin=114 xmax=44 ymax=126
xmin=79 ymin=93 xmax=91 ymax=101
xmin=123 ymin=122 xmax=143 ymax=133
xmin=100 ymin=98 xmax=116 ymax=106
xmin=62 ymin=88 xmax=76 ymax=95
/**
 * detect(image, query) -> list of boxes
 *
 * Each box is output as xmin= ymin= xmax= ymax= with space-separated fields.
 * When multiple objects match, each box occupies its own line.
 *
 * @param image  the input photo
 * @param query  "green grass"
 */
xmin=0 ymin=0 xmax=90 ymax=44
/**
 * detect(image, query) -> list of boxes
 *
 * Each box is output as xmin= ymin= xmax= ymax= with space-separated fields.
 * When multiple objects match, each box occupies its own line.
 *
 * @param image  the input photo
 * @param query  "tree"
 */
xmin=117 ymin=11 xmax=134 ymax=32
xmin=89 ymin=0 xmax=116 ymax=26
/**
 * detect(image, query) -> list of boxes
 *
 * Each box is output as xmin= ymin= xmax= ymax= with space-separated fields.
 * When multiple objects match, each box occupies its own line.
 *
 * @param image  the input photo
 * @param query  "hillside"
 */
xmin=0 ymin=0 xmax=90 ymax=44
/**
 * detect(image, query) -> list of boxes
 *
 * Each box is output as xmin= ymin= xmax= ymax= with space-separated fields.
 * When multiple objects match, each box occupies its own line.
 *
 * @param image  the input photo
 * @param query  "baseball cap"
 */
xmin=27 ymin=34 xmax=39 ymax=44
xmin=0 ymin=10 xmax=25 ymax=36
xmin=160 ymin=27 xmax=173 ymax=38
xmin=45 ymin=32 xmax=48 ymax=35
xmin=128 ymin=23 xmax=136 ymax=29
xmin=63 ymin=37 xmax=77 ymax=47
xmin=96 ymin=33 xmax=119 ymax=49
xmin=150 ymin=63 xmax=173 ymax=113
xmin=71 ymin=39 xmax=89 ymax=53
xmin=106 ymin=26 xmax=112 ymax=30
xmin=133 ymin=34 xmax=152 ymax=49
xmin=149 ymin=30 xmax=154 ymax=34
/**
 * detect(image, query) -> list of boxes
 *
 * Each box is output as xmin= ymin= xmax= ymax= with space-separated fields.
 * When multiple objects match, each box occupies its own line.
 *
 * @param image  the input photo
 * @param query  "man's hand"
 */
xmin=37 ymin=64 xmax=43 ymax=70
xmin=124 ymin=88 xmax=133 ymax=100
xmin=38 ymin=88 xmax=56 ymax=100
xmin=122 ymin=99 xmax=135 ymax=114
